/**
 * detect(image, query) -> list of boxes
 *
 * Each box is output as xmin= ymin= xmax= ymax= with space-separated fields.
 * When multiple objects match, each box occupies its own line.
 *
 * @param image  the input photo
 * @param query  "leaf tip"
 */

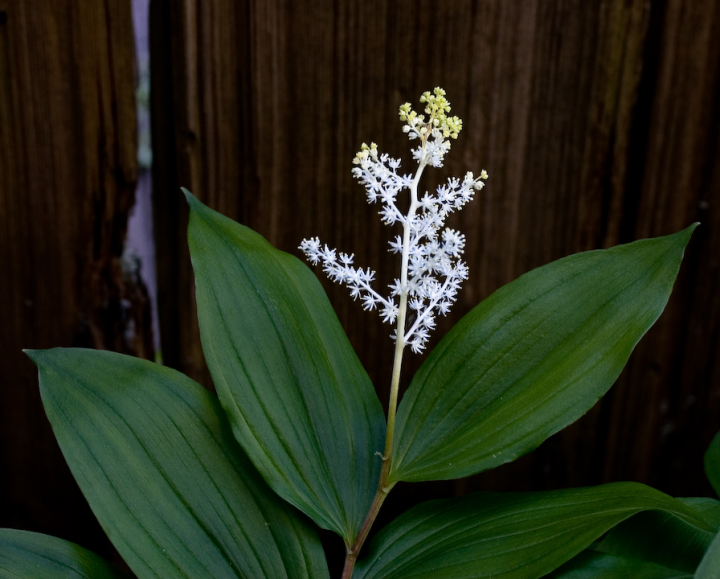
xmin=23 ymin=348 xmax=44 ymax=367
xmin=182 ymin=187 xmax=199 ymax=207
xmin=661 ymin=222 xmax=699 ymax=253
xmin=183 ymin=188 xmax=216 ymax=227
xmin=679 ymin=222 xmax=700 ymax=243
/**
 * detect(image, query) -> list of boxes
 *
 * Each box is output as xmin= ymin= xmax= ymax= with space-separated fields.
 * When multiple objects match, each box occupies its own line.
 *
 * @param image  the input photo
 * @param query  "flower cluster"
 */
xmin=399 ymin=87 xmax=463 ymax=168
xmin=300 ymin=88 xmax=487 ymax=353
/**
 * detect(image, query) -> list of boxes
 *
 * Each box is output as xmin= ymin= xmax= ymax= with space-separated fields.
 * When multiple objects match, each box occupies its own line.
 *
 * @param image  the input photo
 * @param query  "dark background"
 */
xmin=2 ymin=0 xmax=719 ymax=572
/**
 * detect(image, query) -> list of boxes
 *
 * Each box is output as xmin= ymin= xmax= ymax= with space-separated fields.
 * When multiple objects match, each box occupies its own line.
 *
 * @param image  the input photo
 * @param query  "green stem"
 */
xmin=340 ymin=149 xmax=428 ymax=579
xmin=340 ymin=472 xmax=395 ymax=579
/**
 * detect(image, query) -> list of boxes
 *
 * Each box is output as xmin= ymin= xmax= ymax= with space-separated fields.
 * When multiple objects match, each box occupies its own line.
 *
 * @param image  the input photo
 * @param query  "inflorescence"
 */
xmin=300 ymin=88 xmax=487 ymax=353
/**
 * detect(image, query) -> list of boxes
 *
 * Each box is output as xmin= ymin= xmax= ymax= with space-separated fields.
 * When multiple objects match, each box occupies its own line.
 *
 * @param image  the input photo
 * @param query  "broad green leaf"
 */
xmin=185 ymin=191 xmax=386 ymax=542
xmin=546 ymin=549 xmax=691 ymax=579
xmin=390 ymin=227 xmax=696 ymax=483
xmin=0 ymin=529 xmax=129 ymax=578
xmin=597 ymin=497 xmax=720 ymax=573
xmin=705 ymin=431 xmax=720 ymax=497
xmin=695 ymin=530 xmax=720 ymax=578
xmin=28 ymin=348 xmax=329 ymax=579
xmin=353 ymin=483 xmax=711 ymax=579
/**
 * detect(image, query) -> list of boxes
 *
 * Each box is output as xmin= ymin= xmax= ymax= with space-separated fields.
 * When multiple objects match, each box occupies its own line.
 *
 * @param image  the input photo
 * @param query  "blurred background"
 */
xmin=1 ymin=0 xmax=719 ymax=572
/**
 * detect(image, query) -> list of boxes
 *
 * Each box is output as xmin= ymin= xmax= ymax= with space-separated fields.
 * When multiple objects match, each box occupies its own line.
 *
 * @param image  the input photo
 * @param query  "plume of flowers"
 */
xmin=300 ymin=88 xmax=487 ymax=354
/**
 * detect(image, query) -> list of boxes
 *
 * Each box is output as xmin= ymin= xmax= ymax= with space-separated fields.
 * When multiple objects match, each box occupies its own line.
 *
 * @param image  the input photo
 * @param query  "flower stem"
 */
xmin=340 ymin=152 xmax=428 ymax=579
xmin=340 ymin=473 xmax=394 ymax=579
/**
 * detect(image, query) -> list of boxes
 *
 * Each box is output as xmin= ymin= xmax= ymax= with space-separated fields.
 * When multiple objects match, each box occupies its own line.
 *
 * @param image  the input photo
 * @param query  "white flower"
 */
xmin=380 ymin=303 xmax=399 ymax=324
xmin=299 ymin=88 xmax=488 ymax=353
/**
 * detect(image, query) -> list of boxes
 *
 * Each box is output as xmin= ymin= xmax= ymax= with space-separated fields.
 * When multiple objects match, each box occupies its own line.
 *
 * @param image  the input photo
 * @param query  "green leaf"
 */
xmin=27 ymin=348 xmax=329 ymax=579
xmin=695 ymin=530 xmax=720 ymax=578
xmin=185 ymin=191 xmax=386 ymax=542
xmin=705 ymin=431 xmax=720 ymax=498
xmin=0 ymin=529 xmax=129 ymax=578
xmin=353 ymin=483 xmax=711 ymax=579
xmin=546 ymin=549 xmax=691 ymax=579
xmin=597 ymin=497 xmax=720 ymax=573
xmin=390 ymin=227 xmax=696 ymax=483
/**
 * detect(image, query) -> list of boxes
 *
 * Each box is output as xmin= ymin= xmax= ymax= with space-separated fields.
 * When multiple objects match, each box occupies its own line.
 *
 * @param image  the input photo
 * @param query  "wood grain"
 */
xmin=0 ymin=0 xmax=149 ymax=567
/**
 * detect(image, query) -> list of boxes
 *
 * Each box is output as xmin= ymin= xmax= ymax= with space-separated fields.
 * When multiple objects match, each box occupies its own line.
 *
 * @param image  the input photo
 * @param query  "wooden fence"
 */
xmin=2 ymin=0 xmax=719 ymax=568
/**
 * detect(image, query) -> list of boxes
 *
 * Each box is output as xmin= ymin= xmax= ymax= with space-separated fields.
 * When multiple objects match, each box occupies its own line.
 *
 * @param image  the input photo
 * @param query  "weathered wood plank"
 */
xmin=599 ymin=0 xmax=720 ymax=498
xmin=0 ymin=0 xmax=149 ymax=565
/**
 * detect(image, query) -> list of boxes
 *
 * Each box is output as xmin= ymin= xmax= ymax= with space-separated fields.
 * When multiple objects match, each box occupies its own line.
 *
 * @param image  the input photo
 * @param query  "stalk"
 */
xmin=340 ymin=149 xmax=428 ymax=579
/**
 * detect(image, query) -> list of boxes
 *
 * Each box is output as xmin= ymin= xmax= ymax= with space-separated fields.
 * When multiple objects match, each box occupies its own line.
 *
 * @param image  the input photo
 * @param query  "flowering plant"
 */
xmin=3 ymin=89 xmax=720 ymax=579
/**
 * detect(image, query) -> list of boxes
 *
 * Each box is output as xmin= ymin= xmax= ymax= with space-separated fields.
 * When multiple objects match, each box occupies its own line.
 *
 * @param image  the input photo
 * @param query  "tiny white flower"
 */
xmin=362 ymin=294 xmax=378 ymax=310
xmin=381 ymin=303 xmax=399 ymax=324
xmin=388 ymin=236 xmax=403 ymax=254
xmin=389 ymin=279 xmax=405 ymax=296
